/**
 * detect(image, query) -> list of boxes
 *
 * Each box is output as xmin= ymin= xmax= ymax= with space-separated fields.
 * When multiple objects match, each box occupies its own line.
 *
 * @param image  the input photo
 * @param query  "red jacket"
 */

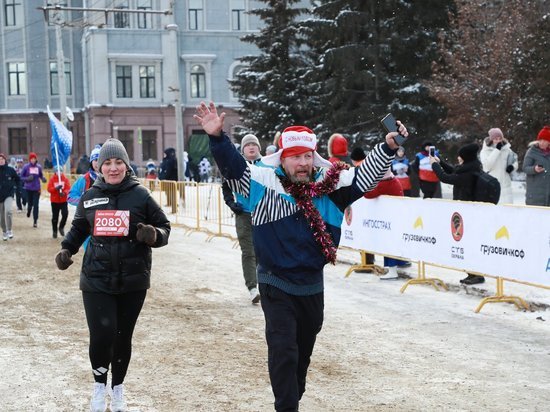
xmin=47 ymin=173 xmax=71 ymax=203
xmin=364 ymin=177 xmax=404 ymax=199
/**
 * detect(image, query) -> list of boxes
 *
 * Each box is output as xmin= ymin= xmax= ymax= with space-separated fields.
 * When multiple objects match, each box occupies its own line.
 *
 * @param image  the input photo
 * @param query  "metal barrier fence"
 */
xmin=40 ymin=172 xmax=549 ymax=312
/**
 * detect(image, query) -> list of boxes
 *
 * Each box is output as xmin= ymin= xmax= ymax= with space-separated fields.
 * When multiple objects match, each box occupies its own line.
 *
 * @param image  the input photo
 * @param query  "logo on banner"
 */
xmin=402 ymin=216 xmax=437 ymax=245
xmin=480 ymin=225 xmax=525 ymax=259
xmin=495 ymin=226 xmax=510 ymax=240
xmin=93 ymin=210 xmax=130 ymax=236
xmin=344 ymin=206 xmax=353 ymax=226
xmin=451 ymin=212 xmax=464 ymax=242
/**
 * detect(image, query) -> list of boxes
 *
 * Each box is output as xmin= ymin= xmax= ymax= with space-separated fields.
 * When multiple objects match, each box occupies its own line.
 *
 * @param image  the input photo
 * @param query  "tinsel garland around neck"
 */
xmin=278 ymin=162 xmax=349 ymax=264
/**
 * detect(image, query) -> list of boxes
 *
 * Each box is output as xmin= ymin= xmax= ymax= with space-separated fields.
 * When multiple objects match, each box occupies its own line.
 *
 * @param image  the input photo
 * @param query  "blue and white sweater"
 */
xmin=211 ymin=132 xmax=395 ymax=296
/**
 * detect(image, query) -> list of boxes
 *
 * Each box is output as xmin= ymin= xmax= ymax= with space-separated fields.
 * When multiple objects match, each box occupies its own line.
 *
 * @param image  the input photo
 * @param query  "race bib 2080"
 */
xmin=93 ymin=210 xmax=130 ymax=236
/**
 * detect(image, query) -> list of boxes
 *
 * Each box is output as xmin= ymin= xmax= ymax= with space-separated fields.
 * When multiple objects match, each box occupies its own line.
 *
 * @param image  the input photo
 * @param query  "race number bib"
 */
xmin=93 ymin=210 xmax=130 ymax=237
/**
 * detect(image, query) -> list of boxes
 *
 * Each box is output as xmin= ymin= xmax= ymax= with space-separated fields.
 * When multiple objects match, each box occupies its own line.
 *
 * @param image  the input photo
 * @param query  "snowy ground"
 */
xmin=1 ymin=191 xmax=549 ymax=411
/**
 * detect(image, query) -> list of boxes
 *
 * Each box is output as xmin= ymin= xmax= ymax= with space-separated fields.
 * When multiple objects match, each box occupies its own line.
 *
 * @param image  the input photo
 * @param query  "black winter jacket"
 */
xmin=61 ymin=175 xmax=171 ymax=294
xmin=431 ymin=159 xmax=482 ymax=201
xmin=0 ymin=165 xmax=19 ymax=202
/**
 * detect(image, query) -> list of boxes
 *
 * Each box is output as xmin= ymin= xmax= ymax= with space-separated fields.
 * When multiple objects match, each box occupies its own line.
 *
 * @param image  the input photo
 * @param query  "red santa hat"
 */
xmin=262 ymin=126 xmax=332 ymax=167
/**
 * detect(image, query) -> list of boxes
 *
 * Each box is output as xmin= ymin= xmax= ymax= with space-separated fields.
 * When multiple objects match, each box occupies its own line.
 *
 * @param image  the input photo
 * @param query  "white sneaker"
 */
xmin=110 ymin=384 xmax=127 ymax=412
xmin=89 ymin=382 xmax=107 ymax=412
xmin=2 ymin=232 xmax=7 ymax=241
xmin=380 ymin=267 xmax=399 ymax=280
xmin=249 ymin=287 xmax=260 ymax=304
xmin=7 ymin=230 xmax=13 ymax=239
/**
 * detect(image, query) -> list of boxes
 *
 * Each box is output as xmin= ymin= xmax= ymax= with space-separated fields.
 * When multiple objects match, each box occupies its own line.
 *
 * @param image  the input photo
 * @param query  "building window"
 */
xmin=8 ymin=127 xmax=27 ymax=154
xmin=116 ymin=65 xmax=132 ymax=98
xmin=117 ymin=131 xmax=134 ymax=160
xmin=4 ymin=0 xmax=22 ymax=27
xmin=231 ymin=0 xmax=246 ymax=30
xmin=113 ymin=0 xmax=130 ymax=28
xmin=50 ymin=62 xmax=72 ymax=95
xmin=188 ymin=0 xmax=203 ymax=30
xmin=190 ymin=65 xmax=206 ymax=98
xmin=7 ymin=62 xmax=26 ymax=95
xmin=137 ymin=0 xmax=152 ymax=29
xmin=139 ymin=65 xmax=155 ymax=98
xmin=142 ymin=130 xmax=157 ymax=161
xmin=231 ymin=64 xmax=245 ymax=99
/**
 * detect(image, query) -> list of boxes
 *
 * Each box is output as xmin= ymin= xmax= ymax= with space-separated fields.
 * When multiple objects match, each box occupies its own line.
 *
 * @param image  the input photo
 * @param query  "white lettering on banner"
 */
xmin=93 ymin=210 xmax=130 ymax=236
xmin=339 ymin=196 xmax=550 ymax=285
xmin=362 ymin=219 xmax=392 ymax=230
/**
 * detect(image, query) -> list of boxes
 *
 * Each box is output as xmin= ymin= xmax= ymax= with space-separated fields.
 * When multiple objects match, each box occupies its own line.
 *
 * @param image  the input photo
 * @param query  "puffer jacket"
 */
xmin=522 ymin=141 xmax=550 ymax=206
xmin=0 ymin=164 xmax=19 ymax=202
xmin=480 ymin=137 xmax=517 ymax=204
xmin=432 ymin=159 xmax=482 ymax=201
xmin=61 ymin=175 xmax=170 ymax=294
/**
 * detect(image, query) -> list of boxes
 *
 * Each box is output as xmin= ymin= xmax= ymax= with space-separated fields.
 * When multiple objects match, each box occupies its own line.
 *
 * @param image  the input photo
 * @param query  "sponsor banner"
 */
xmin=93 ymin=210 xmax=130 ymax=237
xmin=340 ymin=196 xmax=550 ymax=286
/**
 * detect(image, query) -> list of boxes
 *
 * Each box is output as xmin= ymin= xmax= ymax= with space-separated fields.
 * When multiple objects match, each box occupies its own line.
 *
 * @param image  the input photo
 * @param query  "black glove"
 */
xmin=55 ymin=184 xmax=63 ymax=190
xmin=26 ymin=175 xmax=35 ymax=182
xmin=55 ymin=249 xmax=73 ymax=270
xmin=136 ymin=223 xmax=157 ymax=246
xmin=506 ymin=165 xmax=514 ymax=173
xmin=41 ymin=176 xmax=47 ymax=183
xmin=496 ymin=142 xmax=503 ymax=150
xmin=228 ymin=201 xmax=244 ymax=215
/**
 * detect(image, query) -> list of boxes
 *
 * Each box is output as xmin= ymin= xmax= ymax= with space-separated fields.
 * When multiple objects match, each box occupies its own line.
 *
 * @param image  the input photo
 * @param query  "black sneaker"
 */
xmin=59 ymin=227 xmax=65 ymax=236
xmin=27 ymin=210 xmax=31 ymax=218
xmin=53 ymin=232 xmax=58 ymax=239
xmin=461 ymin=275 xmax=485 ymax=285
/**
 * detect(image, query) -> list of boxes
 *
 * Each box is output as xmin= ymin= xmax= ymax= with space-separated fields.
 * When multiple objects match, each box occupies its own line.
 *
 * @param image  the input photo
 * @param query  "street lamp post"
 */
xmin=166 ymin=23 xmax=185 ymax=182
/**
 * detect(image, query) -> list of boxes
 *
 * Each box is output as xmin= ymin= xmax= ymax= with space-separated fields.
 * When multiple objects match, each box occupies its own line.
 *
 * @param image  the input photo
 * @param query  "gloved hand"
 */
xmin=41 ymin=176 xmax=47 ymax=183
xmin=136 ymin=223 xmax=157 ymax=246
xmin=26 ymin=175 xmax=35 ymax=182
xmin=496 ymin=142 xmax=503 ymax=150
xmin=55 ymin=184 xmax=63 ymax=190
xmin=55 ymin=249 xmax=73 ymax=270
xmin=506 ymin=165 xmax=514 ymax=173
xmin=227 ymin=201 xmax=244 ymax=215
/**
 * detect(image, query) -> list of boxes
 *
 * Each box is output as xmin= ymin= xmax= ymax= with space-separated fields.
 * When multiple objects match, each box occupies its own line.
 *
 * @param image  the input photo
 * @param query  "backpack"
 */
xmin=473 ymin=171 xmax=501 ymax=204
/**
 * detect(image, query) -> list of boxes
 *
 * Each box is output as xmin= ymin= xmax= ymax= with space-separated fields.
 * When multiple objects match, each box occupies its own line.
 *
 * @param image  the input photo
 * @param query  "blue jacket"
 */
xmin=211 ymin=132 xmax=395 ymax=296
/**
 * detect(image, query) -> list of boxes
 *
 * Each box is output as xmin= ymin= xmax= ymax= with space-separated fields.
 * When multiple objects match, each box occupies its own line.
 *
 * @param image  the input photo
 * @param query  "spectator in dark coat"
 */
xmin=159 ymin=148 xmax=178 ymax=212
xmin=523 ymin=126 xmax=550 ymax=207
xmin=430 ymin=142 xmax=485 ymax=285
xmin=158 ymin=148 xmax=178 ymax=181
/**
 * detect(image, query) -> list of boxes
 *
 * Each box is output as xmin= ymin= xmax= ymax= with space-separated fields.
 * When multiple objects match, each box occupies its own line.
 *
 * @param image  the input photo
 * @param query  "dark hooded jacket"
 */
xmin=159 ymin=148 xmax=178 ymax=181
xmin=432 ymin=159 xmax=482 ymax=201
xmin=0 ymin=163 xmax=19 ymax=202
xmin=61 ymin=174 xmax=171 ymax=294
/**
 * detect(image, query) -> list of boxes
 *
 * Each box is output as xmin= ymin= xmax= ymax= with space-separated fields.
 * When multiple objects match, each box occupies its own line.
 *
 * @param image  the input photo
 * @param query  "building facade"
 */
xmin=0 ymin=0 xmax=308 ymax=168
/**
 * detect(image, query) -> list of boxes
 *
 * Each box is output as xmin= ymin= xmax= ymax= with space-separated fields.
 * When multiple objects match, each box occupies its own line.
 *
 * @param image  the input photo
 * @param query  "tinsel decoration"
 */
xmin=278 ymin=162 xmax=349 ymax=264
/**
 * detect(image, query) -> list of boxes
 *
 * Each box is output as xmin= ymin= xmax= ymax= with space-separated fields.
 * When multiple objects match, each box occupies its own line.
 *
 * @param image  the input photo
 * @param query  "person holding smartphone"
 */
xmin=411 ymin=142 xmax=441 ymax=198
xmin=522 ymin=126 xmax=550 ymax=206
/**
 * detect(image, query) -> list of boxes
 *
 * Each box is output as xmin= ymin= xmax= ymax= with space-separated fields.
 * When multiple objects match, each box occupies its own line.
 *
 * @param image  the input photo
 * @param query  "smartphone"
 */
xmin=429 ymin=146 xmax=436 ymax=157
xmin=381 ymin=113 xmax=407 ymax=145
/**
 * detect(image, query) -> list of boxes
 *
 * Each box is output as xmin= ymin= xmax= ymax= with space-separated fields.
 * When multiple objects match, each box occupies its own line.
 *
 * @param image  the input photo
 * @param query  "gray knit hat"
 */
xmin=240 ymin=134 xmax=260 ymax=153
xmin=98 ymin=138 xmax=131 ymax=170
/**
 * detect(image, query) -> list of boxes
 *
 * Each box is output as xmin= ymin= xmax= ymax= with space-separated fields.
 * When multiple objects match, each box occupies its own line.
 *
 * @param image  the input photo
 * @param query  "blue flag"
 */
xmin=48 ymin=106 xmax=73 ymax=168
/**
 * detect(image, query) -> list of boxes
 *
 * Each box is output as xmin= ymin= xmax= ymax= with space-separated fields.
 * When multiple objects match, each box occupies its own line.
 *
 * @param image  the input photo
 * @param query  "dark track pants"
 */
xmin=259 ymin=284 xmax=324 ymax=412
xmin=82 ymin=290 xmax=146 ymax=386
xmin=50 ymin=201 xmax=68 ymax=234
